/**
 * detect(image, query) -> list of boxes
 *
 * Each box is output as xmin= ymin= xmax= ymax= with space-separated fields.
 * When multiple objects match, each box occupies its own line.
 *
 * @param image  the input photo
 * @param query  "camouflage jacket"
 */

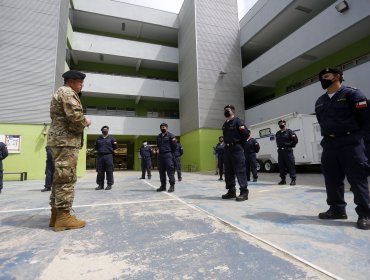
xmin=47 ymin=86 xmax=88 ymax=148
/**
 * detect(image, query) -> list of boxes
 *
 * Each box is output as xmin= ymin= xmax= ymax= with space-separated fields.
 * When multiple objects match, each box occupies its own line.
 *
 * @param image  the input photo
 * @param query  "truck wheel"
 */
xmin=264 ymin=160 xmax=275 ymax=173
xmin=257 ymin=160 xmax=264 ymax=172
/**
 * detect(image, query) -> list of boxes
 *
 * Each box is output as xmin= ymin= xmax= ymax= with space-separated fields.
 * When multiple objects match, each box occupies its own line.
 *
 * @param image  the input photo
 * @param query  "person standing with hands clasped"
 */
xmin=275 ymin=120 xmax=298 ymax=186
xmin=156 ymin=123 xmax=176 ymax=193
xmin=173 ymin=138 xmax=183 ymax=181
xmin=315 ymin=67 xmax=370 ymax=230
xmin=221 ymin=105 xmax=249 ymax=201
xmin=48 ymin=70 xmax=91 ymax=231
xmin=94 ymin=126 xmax=118 ymax=190
xmin=215 ymin=136 xmax=225 ymax=181
xmin=245 ymin=131 xmax=260 ymax=182
xmin=140 ymin=141 xmax=152 ymax=179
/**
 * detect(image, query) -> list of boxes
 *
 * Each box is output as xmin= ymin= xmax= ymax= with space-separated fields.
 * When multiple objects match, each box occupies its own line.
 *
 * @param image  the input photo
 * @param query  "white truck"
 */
xmin=248 ymin=112 xmax=323 ymax=172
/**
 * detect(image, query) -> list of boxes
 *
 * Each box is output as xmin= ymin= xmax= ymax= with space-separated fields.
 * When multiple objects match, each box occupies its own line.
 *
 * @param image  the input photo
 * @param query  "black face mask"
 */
xmin=279 ymin=125 xmax=285 ymax=129
xmin=102 ymin=131 xmax=108 ymax=136
xmin=161 ymin=128 xmax=167 ymax=133
xmin=219 ymin=139 xmax=224 ymax=142
xmin=224 ymin=111 xmax=231 ymax=118
xmin=320 ymin=79 xmax=334 ymax=90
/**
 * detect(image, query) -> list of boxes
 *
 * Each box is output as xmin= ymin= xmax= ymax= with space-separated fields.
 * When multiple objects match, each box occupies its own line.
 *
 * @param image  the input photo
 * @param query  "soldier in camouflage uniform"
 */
xmin=47 ymin=70 xmax=91 ymax=232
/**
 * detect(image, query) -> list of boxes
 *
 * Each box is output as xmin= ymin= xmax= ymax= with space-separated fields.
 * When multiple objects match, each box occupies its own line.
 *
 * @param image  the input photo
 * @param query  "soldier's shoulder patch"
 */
xmin=239 ymin=125 xmax=246 ymax=131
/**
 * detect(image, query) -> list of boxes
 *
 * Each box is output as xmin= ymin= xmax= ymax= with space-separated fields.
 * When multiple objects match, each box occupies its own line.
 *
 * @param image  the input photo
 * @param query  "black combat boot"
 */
xmin=278 ymin=178 xmax=286 ymax=185
xmin=253 ymin=176 xmax=258 ymax=182
xmin=168 ymin=185 xmax=175 ymax=192
xmin=290 ymin=178 xmax=296 ymax=186
xmin=236 ymin=189 xmax=249 ymax=201
xmin=105 ymin=185 xmax=112 ymax=190
xmin=318 ymin=209 xmax=347 ymax=220
xmin=221 ymin=189 xmax=236 ymax=199
xmin=95 ymin=185 xmax=104 ymax=190
xmin=148 ymin=176 xmax=151 ymax=179
xmin=41 ymin=187 xmax=51 ymax=192
xmin=357 ymin=216 xmax=370 ymax=230
xmin=156 ymin=186 xmax=166 ymax=192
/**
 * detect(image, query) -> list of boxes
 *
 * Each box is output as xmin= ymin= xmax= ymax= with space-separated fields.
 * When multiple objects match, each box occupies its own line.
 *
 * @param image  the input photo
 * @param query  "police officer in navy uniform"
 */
xmin=315 ymin=67 xmax=370 ymax=230
xmin=276 ymin=120 xmax=298 ymax=186
xmin=0 ymin=141 xmax=8 ymax=194
xmin=156 ymin=123 xmax=176 ymax=192
xmin=215 ymin=136 xmax=225 ymax=181
xmin=364 ymin=99 xmax=370 ymax=161
xmin=245 ymin=131 xmax=260 ymax=182
xmin=173 ymin=138 xmax=183 ymax=181
xmin=140 ymin=141 xmax=152 ymax=179
xmin=94 ymin=126 xmax=118 ymax=190
xmin=221 ymin=105 xmax=249 ymax=201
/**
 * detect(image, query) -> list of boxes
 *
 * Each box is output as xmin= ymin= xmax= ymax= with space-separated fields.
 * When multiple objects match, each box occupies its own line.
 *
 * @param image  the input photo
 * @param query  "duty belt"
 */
xmin=225 ymin=141 xmax=242 ymax=147
xmin=326 ymin=130 xmax=357 ymax=138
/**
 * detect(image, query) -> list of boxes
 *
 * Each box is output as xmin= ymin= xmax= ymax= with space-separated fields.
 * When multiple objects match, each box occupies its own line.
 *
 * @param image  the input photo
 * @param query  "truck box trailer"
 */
xmin=249 ymin=112 xmax=323 ymax=172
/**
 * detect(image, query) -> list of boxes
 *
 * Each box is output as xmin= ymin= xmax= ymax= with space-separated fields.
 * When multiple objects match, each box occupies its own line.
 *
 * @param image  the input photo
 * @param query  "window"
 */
xmin=259 ymin=128 xmax=272 ymax=138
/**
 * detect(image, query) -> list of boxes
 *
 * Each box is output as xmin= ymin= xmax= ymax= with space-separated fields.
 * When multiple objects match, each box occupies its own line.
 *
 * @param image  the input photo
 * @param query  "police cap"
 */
xmin=160 ymin=123 xmax=168 ymax=128
xmin=278 ymin=119 xmax=286 ymax=125
xmin=224 ymin=104 xmax=235 ymax=112
xmin=62 ymin=70 xmax=86 ymax=80
xmin=318 ymin=68 xmax=343 ymax=81
xmin=101 ymin=125 xmax=109 ymax=131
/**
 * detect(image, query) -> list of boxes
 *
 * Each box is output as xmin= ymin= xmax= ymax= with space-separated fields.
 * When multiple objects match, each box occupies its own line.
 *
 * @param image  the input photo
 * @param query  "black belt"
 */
xmin=225 ymin=141 xmax=242 ymax=147
xmin=325 ymin=130 xmax=358 ymax=138
xmin=278 ymin=147 xmax=291 ymax=150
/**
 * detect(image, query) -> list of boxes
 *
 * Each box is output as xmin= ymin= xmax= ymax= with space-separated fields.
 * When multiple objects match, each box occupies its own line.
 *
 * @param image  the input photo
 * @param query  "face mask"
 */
xmin=320 ymin=79 xmax=334 ymax=90
xmin=224 ymin=111 xmax=231 ymax=118
xmin=161 ymin=128 xmax=167 ymax=133
xmin=279 ymin=125 xmax=285 ymax=129
xmin=220 ymin=139 xmax=224 ymax=142
xmin=102 ymin=131 xmax=108 ymax=136
xmin=143 ymin=142 xmax=147 ymax=146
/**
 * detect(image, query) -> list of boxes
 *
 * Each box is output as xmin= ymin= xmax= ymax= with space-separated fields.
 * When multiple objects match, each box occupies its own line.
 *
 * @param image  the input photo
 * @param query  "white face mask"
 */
xmin=143 ymin=142 xmax=147 ymax=146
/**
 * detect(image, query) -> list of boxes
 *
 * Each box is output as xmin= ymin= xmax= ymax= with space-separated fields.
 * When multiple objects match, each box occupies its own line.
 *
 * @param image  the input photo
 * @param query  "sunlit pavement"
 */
xmin=0 ymin=171 xmax=369 ymax=279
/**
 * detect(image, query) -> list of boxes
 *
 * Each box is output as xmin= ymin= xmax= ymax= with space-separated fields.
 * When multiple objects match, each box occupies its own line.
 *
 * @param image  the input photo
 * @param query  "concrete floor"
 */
xmin=0 ymin=171 xmax=369 ymax=280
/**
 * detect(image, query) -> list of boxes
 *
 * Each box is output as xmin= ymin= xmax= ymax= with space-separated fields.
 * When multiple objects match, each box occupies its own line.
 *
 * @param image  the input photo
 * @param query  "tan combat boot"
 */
xmin=54 ymin=210 xmax=86 ymax=232
xmin=49 ymin=207 xmax=57 ymax=227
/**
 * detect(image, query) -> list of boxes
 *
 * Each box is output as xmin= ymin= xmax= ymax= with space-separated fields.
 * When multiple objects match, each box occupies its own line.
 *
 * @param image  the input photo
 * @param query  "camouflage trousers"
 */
xmin=49 ymin=147 xmax=79 ymax=211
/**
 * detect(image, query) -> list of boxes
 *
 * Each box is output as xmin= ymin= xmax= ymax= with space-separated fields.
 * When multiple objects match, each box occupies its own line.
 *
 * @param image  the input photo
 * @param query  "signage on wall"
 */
xmin=0 ymin=134 xmax=21 ymax=153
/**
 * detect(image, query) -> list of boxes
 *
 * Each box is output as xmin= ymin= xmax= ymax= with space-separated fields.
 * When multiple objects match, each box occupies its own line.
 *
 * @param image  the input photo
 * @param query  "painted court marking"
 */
xmin=142 ymin=180 xmax=341 ymax=280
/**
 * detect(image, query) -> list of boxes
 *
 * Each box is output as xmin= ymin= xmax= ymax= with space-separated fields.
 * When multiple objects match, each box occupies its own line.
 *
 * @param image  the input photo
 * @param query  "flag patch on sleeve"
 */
xmin=355 ymin=101 xmax=368 ymax=108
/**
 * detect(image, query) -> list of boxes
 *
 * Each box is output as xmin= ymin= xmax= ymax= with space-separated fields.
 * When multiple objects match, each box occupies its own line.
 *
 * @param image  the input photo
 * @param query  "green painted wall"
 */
xmin=0 ymin=123 xmax=87 ymax=181
xmin=276 ymin=36 xmax=370 ymax=96
xmin=181 ymin=128 xmax=222 ymax=172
